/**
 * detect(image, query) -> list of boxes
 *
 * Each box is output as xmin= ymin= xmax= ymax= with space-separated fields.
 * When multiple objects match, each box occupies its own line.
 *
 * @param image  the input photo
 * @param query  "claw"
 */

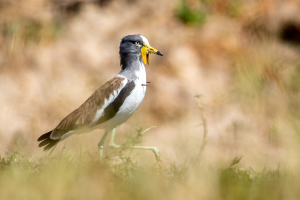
xmin=151 ymin=147 xmax=160 ymax=161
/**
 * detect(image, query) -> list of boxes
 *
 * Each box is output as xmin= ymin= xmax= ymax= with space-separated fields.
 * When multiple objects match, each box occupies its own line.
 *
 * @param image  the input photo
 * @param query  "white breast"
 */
xmin=96 ymin=61 xmax=147 ymax=131
xmin=116 ymin=61 xmax=146 ymax=116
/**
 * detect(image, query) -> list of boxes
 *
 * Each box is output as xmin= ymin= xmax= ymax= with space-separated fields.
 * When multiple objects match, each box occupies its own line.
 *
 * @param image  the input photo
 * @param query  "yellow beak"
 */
xmin=141 ymin=44 xmax=163 ymax=65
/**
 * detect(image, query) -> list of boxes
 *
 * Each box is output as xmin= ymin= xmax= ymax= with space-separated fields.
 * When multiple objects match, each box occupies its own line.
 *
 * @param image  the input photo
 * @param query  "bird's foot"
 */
xmin=151 ymin=147 xmax=161 ymax=161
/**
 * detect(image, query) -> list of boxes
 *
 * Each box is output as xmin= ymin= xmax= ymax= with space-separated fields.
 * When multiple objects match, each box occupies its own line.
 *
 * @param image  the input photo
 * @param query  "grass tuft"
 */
xmin=0 ymin=149 xmax=293 ymax=200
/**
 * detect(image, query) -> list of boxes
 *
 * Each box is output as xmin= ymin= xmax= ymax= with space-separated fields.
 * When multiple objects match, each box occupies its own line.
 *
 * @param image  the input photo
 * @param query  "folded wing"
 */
xmin=37 ymin=76 xmax=133 ymax=151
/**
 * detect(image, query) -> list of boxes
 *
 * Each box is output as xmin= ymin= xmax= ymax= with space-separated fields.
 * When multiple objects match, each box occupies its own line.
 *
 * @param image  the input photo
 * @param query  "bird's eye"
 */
xmin=135 ymin=41 xmax=141 ymax=45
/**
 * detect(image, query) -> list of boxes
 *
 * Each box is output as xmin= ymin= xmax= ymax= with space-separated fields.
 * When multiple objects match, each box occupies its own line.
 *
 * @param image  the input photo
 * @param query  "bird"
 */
xmin=37 ymin=34 xmax=163 ymax=161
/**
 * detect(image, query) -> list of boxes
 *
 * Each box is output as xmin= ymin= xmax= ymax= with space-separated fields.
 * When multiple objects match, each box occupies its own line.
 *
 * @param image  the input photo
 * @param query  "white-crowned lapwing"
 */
xmin=37 ymin=34 xmax=163 ymax=160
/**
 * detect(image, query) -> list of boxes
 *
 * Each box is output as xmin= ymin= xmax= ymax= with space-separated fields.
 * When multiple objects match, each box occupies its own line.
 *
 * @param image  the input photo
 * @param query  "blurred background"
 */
xmin=1 ymin=0 xmax=300 ymax=170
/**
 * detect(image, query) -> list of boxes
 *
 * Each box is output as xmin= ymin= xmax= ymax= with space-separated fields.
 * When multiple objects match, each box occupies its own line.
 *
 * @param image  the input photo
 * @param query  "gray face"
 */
xmin=119 ymin=34 xmax=144 ymax=56
xmin=118 ymin=34 xmax=163 ymax=75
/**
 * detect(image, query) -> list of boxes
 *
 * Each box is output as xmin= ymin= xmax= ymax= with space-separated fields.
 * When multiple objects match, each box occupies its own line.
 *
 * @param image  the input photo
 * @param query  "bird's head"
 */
xmin=119 ymin=34 xmax=163 ymax=66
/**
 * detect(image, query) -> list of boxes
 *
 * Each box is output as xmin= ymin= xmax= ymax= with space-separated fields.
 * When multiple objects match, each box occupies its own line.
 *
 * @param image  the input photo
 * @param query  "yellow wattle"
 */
xmin=141 ymin=46 xmax=148 ymax=65
xmin=146 ymin=54 xmax=149 ymax=65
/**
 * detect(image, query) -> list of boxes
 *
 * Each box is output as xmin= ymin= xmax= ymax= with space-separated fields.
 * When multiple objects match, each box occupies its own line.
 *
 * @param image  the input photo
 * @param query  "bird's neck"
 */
xmin=119 ymin=54 xmax=146 ymax=80
xmin=120 ymin=53 xmax=143 ymax=69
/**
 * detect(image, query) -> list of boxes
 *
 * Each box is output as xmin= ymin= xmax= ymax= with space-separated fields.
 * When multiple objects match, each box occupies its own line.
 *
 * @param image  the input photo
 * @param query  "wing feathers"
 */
xmin=37 ymin=130 xmax=59 ymax=151
xmin=96 ymin=80 xmax=135 ymax=125
xmin=38 ymin=76 xmax=137 ymax=151
xmin=49 ymin=76 xmax=127 ymax=140
xmin=37 ymin=130 xmax=52 ymax=141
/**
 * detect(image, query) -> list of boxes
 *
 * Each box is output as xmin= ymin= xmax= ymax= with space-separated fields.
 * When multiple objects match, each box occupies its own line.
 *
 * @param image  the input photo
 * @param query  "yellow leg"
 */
xmin=98 ymin=131 xmax=109 ymax=161
xmin=108 ymin=128 xmax=160 ymax=161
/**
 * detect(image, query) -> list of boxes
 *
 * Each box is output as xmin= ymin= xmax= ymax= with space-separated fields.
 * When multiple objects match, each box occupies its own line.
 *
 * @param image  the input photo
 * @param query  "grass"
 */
xmin=0 ymin=129 xmax=296 ymax=200
xmin=176 ymin=0 xmax=243 ymax=25
xmin=176 ymin=0 xmax=207 ymax=25
xmin=0 ymin=150 xmax=293 ymax=200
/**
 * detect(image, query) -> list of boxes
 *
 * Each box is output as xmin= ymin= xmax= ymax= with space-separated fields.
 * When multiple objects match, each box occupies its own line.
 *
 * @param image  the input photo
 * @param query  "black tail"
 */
xmin=37 ymin=130 xmax=60 ymax=151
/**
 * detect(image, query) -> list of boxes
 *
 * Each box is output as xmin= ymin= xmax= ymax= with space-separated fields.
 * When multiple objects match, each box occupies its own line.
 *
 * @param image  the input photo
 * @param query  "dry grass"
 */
xmin=0 ymin=148 xmax=297 ymax=200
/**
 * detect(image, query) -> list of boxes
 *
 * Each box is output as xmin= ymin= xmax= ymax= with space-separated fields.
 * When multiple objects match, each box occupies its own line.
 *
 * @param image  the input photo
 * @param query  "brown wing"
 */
xmin=50 ymin=76 xmax=126 ymax=140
